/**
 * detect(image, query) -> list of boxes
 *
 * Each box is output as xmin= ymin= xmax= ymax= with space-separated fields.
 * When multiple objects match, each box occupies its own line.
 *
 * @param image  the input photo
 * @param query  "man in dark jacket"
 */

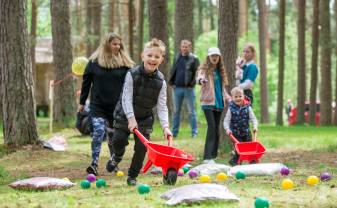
xmin=169 ymin=39 xmax=200 ymax=138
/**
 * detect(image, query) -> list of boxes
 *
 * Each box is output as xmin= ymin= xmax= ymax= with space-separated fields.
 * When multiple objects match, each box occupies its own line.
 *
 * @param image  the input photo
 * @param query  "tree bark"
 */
xmin=276 ymin=0 xmax=285 ymax=126
xmin=148 ymin=0 xmax=172 ymax=114
xmin=238 ymin=0 xmax=248 ymax=37
xmin=309 ymin=0 xmax=319 ymax=125
xmin=174 ymin=0 xmax=194 ymax=52
xmin=30 ymin=0 xmax=37 ymax=90
xmin=0 ymin=0 xmax=38 ymax=147
xmin=51 ymin=0 xmax=76 ymax=125
xmin=108 ymin=0 xmax=115 ymax=32
xmin=128 ymin=0 xmax=134 ymax=59
xmin=333 ymin=0 xmax=337 ymax=125
xmin=219 ymin=0 xmax=239 ymax=152
xmin=319 ymin=0 xmax=332 ymax=125
xmin=86 ymin=0 xmax=93 ymax=57
xmin=75 ymin=0 xmax=83 ymax=35
xmin=296 ymin=0 xmax=306 ymax=125
xmin=209 ymin=0 xmax=215 ymax=31
xmin=197 ymin=0 xmax=203 ymax=36
xmin=137 ymin=0 xmax=144 ymax=63
xmin=92 ymin=0 xmax=102 ymax=50
xmin=257 ymin=0 xmax=269 ymax=123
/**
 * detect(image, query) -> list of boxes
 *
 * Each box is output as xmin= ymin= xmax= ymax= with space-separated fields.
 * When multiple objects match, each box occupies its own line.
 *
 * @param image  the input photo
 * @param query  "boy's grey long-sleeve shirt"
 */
xmin=223 ymin=106 xmax=258 ymax=131
xmin=121 ymin=71 xmax=169 ymax=130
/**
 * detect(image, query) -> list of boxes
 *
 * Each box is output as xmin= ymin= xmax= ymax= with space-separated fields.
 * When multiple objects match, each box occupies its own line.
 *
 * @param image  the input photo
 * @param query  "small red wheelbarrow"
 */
xmin=134 ymin=129 xmax=194 ymax=185
xmin=229 ymin=132 xmax=266 ymax=165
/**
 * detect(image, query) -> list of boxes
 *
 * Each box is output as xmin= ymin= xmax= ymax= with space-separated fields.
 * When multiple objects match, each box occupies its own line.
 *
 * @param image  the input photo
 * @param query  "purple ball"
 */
xmin=86 ymin=174 xmax=96 ymax=183
xmin=177 ymin=171 xmax=184 ymax=177
xmin=188 ymin=170 xmax=198 ymax=179
xmin=280 ymin=167 xmax=290 ymax=176
xmin=320 ymin=172 xmax=332 ymax=181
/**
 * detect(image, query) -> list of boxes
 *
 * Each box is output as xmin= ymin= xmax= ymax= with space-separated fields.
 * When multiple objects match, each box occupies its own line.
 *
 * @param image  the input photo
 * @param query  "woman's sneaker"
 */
xmin=86 ymin=164 xmax=98 ymax=176
xmin=127 ymin=177 xmax=137 ymax=186
xmin=106 ymin=159 xmax=118 ymax=173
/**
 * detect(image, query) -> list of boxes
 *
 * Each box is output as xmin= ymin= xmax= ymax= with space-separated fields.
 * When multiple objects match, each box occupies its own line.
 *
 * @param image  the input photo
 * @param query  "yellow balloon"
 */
xmin=307 ymin=175 xmax=319 ymax=186
xmin=116 ymin=171 xmax=124 ymax=177
xmin=199 ymin=175 xmax=211 ymax=183
xmin=216 ymin=172 xmax=228 ymax=181
xmin=72 ymin=57 xmax=88 ymax=76
xmin=62 ymin=177 xmax=70 ymax=182
xmin=281 ymin=179 xmax=294 ymax=190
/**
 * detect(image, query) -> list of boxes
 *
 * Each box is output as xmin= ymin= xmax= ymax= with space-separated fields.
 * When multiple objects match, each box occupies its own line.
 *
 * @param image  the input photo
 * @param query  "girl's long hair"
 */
xmin=198 ymin=56 xmax=228 ymax=86
xmin=89 ymin=33 xmax=135 ymax=68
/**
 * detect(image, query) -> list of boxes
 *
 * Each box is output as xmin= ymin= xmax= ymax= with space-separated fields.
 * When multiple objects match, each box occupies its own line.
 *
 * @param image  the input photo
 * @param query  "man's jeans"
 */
xmin=172 ymin=87 xmax=198 ymax=137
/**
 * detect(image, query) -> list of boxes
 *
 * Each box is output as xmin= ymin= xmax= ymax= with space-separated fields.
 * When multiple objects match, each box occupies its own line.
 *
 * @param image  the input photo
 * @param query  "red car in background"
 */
xmin=288 ymin=103 xmax=320 ymax=125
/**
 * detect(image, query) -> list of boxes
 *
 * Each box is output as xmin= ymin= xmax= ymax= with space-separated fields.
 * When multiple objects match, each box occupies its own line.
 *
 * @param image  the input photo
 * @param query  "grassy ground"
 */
xmin=0 ymin=122 xmax=336 ymax=208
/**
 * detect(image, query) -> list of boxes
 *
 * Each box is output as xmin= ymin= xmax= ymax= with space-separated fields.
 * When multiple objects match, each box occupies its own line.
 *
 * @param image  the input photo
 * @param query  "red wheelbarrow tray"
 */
xmin=134 ymin=129 xmax=194 ymax=176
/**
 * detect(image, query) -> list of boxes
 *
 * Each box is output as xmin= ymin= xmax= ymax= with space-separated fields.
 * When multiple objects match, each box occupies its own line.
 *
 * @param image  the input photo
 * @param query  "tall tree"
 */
xmin=51 ymin=0 xmax=76 ymax=124
xmin=128 ymin=0 xmax=134 ymax=59
xmin=75 ymin=0 xmax=83 ymax=35
xmin=208 ymin=0 xmax=215 ymax=31
xmin=309 ymin=0 xmax=319 ymax=125
xmin=197 ymin=0 xmax=203 ymax=36
xmin=319 ymin=0 xmax=332 ymax=125
xmin=86 ymin=0 xmax=93 ymax=57
xmin=108 ymin=0 xmax=115 ymax=32
xmin=174 ymin=0 xmax=194 ymax=52
xmin=30 ymin=0 xmax=37 ymax=87
xmin=137 ymin=0 xmax=144 ymax=62
xmin=276 ymin=0 xmax=285 ymax=125
xmin=257 ymin=0 xmax=269 ymax=123
xmin=92 ymin=0 xmax=102 ymax=50
xmin=0 ymin=0 xmax=38 ymax=147
xmin=238 ymin=0 xmax=248 ymax=37
xmin=334 ymin=0 xmax=337 ymax=125
xmin=148 ymin=0 xmax=172 ymax=113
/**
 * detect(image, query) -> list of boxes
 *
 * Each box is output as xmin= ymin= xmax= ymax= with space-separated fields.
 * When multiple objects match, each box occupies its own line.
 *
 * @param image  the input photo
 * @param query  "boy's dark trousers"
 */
xmin=230 ymin=133 xmax=252 ymax=165
xmin=203 ymin=109 xmax=222 ymax=160
xmin=109 ymin=128 xmax=149 ymax=178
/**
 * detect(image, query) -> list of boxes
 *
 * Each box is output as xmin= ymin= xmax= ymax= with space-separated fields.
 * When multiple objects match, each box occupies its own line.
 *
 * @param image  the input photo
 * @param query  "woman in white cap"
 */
xmin=196 ymin=47 xmax=231 ymax=164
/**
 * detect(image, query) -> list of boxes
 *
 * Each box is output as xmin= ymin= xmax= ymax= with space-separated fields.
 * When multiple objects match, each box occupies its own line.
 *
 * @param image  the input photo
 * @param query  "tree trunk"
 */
xmin=238 ymin=0 xmax=248 ymax=37
xmin=174 ymin=0 xmax=194 ymax=52
xmin=108 ymin=0 xmax=115 ymax=32
xmin=219 ymin=0 xmax=239 ymax=152
xmin=92 ymin=0 xmax=102 ymax=50
xmin=86 ymin=0 xmax=93 ymax=57
xmin=0 ymin=0 xmax=38 ymax=147
xmin=209 ymin=0 xmax=215 ymax=31
xmin=320 ymin=0 xmax=332 ymax=125
xmin=30 ymin=0 xmax=37 ymax=90
xmin=309 ymin=0 xmax=319 ymax=125
xmin=296 ymin=0 xmax=306 ymax=125
xmin=333 ymin=0 xmax=337 ymax=125
xmin=51 ymin=0 xmax=76 ymax=125
xmin=197 ymin=0 xmax=203 ymax=36
xmin=137 ymin=0 xmax=144 ymax=63
xmin=276 ymin=0 xmax=285 ymax=126
xmin=257 ymin=0 xmax=269 ymax=123
xmin=128 ymin=0 xmax=134 ymax=59
xmin=75 ymin=0 xmax=83 ymax=35
xmin=148 ymin=0 xmax=172 ymax=114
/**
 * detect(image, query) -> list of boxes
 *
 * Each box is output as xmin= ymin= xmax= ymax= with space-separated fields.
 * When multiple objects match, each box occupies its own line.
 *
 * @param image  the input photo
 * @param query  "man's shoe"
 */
xmin=106 ymin=159 xmax=118 ymax=173
xmin=127 ymin=177 xmax=137 ymax=186
xmin=86 ymin=165 xmax=98 ymax=176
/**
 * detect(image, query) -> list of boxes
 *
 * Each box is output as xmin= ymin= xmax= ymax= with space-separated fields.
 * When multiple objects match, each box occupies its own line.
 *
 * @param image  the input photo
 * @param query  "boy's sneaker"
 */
xmin=127 ymin=177 xmax=137 ymax=186
xmin=106 ymin=159 xmax=118 ymax=173
xmin=228 ymin=157 xmax=238 ymax=166
xmin=86 ymin=165 xmax=98 ymax=176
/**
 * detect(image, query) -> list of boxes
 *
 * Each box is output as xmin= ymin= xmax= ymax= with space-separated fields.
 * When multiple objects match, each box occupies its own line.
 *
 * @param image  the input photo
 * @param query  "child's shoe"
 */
xmin=86 ymin=164 xmax=98 ymax=176
xmin=127 ymin=177 xmax=137 ymax=186
xmin=106 ymin=159 xmax=118 ymax=173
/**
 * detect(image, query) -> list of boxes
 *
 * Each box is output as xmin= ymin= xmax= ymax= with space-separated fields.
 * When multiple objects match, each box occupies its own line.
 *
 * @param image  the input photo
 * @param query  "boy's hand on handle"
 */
xmin=78 ymin=105 xmax=84 ymax=112
xmin=226 ymin=129 xmax=232 ymax=135
xmin=163 ymin=127 xmax=172 ymax=139
xmin=128 ymin=116 xmax=138 ymax=132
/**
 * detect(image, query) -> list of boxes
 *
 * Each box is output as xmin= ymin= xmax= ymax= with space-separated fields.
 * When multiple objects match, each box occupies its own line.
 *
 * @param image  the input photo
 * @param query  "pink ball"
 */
xmin=280 ymin=167 xmax=290 ymax=176
xmin=86 ymin=174 xmax=96 ymax=182
xmin=188 ymin=170 xmax=198 ymax=179
xmin=320 ymin=172 xmax=332 ymax=181
xmin=177 ymin=171 xmax=184 ymax=177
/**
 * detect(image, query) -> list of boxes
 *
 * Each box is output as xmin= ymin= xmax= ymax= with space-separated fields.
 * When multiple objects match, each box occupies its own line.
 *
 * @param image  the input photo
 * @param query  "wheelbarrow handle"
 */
xmin=228 ymin=133 xmax=239 ymax=144
xmin=133 ymin=128 xmax=150 ymax=145
xmin=253 ymin=130 xmax=257 ymax=142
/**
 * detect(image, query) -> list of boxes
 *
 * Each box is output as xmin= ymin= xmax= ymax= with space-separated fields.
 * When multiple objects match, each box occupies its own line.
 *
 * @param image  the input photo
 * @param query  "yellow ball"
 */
xmin=116 ymin=171 xmax=124 ymax=177
xmin=72 ymin=56 xmax=88 ymax=76
xmin=307 ymin=175 xmax=319 ymax=186
xmin=281 ymin=179 xmax=294 ymax=190
xmin=216 ymin=172 xmax=228 ymax=181
xmin=199 ymin=175 xmax=211 ymax=183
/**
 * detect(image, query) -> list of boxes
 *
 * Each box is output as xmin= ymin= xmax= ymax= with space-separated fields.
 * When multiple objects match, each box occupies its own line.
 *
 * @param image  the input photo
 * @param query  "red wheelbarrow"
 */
xmin=134 ymin=129 xmax=194 ymax=185
xmin=229 ymin=132 xmax=266 ymax=165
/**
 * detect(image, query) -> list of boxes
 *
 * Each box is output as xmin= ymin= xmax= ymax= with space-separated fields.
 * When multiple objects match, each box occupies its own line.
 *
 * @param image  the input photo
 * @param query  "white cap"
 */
xmin=208 ymin=47 xmax=221 ymax=56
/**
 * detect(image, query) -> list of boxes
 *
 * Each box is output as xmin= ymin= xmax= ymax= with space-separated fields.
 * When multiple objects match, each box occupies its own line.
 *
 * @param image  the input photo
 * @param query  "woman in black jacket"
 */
xmin=79 ymin=33 xmax=134 ymax=176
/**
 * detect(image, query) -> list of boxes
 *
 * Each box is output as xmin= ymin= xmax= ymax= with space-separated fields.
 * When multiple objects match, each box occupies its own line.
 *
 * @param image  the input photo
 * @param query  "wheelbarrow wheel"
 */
xmin=163 ymin=168 xmax=177 ymax=185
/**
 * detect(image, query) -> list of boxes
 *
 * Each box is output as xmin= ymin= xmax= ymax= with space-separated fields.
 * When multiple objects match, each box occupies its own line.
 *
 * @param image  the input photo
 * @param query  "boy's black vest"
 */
xmin=229 ymin=101 xmax=251 ymax=139
xmin=113 ymin=65 xmax=164 ymax=133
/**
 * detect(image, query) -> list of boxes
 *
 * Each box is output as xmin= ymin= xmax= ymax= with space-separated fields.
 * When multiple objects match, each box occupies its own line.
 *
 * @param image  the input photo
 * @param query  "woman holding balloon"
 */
xmin=78 ymin=32 xmax=134 ymax=176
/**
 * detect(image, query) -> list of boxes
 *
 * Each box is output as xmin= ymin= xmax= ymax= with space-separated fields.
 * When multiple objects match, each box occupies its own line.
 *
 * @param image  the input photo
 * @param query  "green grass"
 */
xmin=0 ymin=124 xmax=336 ymax=207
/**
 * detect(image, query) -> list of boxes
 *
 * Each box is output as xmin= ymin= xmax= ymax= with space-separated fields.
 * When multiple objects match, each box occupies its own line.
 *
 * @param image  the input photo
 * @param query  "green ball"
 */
xmin=96 ymin=179 xmax=106 ymax=188
xmin=235 ymin=171 xmax=246 ymax=180
xmin=255 ymin=197 xmax=270 ymax=208
xmin=137 ymin=184 xmax=150 ymax=194
xmin=80 ymin=180 xmax=91 ymax=189
xmin=182 ymin=166 xmax=189 ymax=174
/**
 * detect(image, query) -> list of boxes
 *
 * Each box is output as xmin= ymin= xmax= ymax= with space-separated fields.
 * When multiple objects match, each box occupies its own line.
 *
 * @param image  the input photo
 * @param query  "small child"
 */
xmin=106 ymin=38 xmax=172 ymax=186
xmin=223 ymin=87 xmax=258 ymax=166
xmin=235 ymin=57 xmax=244 ymax=86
